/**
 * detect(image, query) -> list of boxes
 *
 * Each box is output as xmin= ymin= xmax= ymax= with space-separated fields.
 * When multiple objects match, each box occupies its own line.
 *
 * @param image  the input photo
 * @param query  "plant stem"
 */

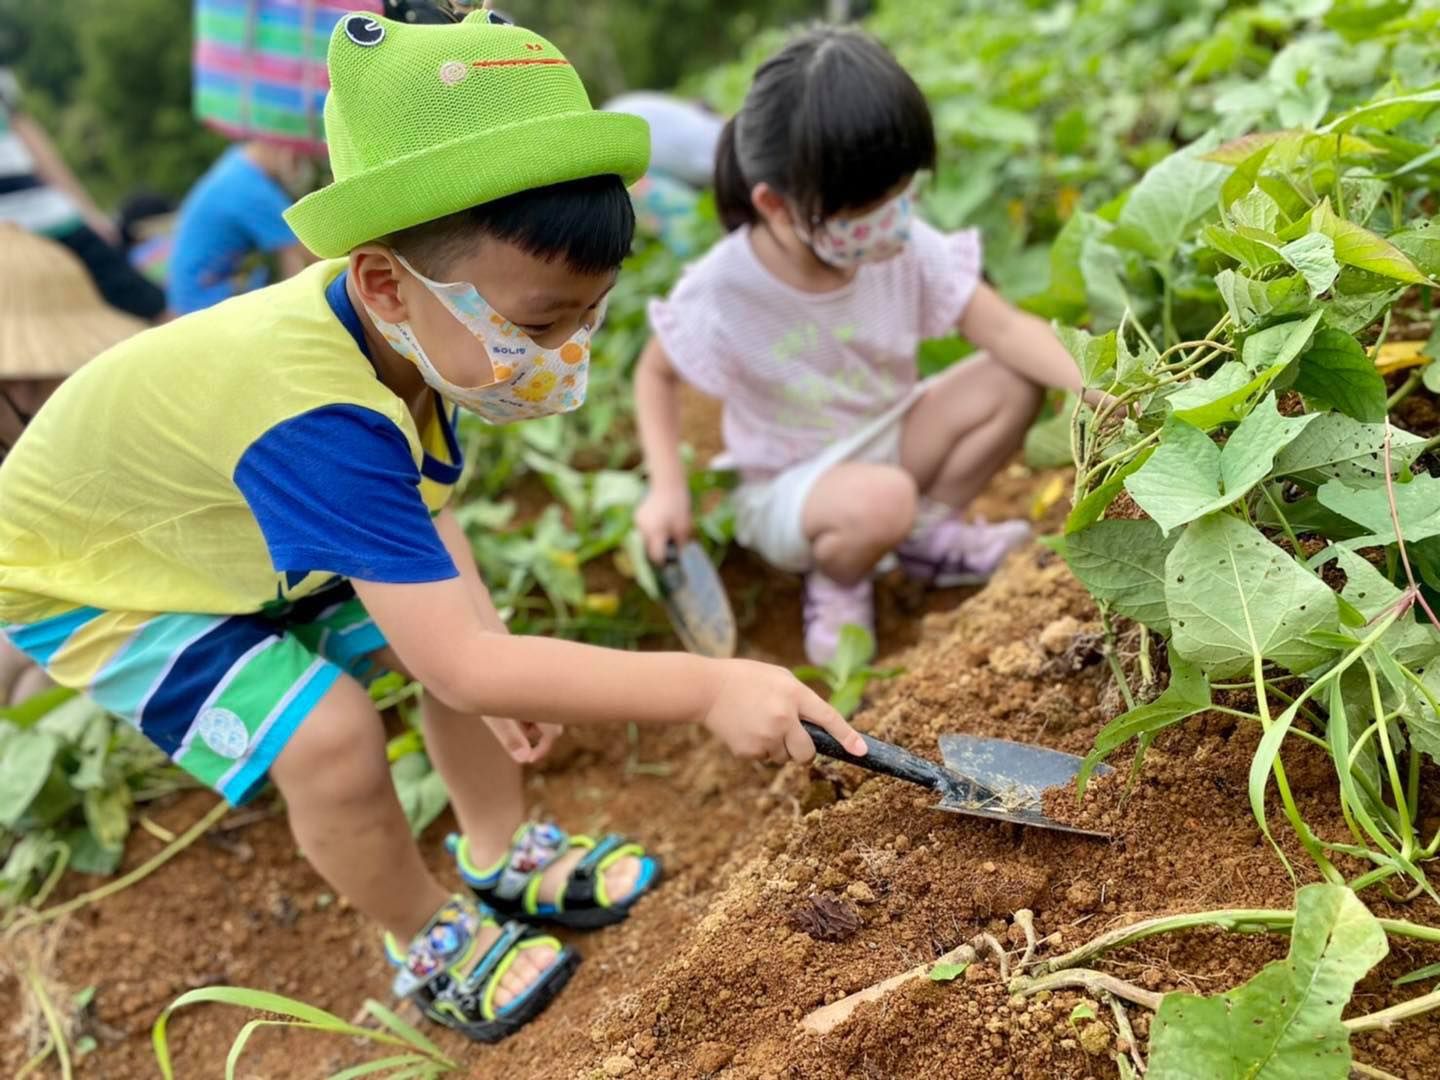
xmin=1100 ymin=610 xmax=1137 ymax=712
xmin=1026 ymin=908 xmax=1301 ymax=976
xmin=1352 ymin=1062 xmax=1406 ymax=1080
xmin=1387 ymin=370 xmax=1423 ymax=411
xmin=1010 ymin=967 xmax=1163 ymax=1011
xmin=1260 ymin=484 xmax=1304 ymax=561
xmin=5 ymin=799 xmax=229 ymax=937
xmin=1137 ymin=624 xmax=1154 ymax=687
xmin=1344 ymin=987 xmax=1440 ymax=1032
xmin=23 ymin=964 xmax=72 ymax=1080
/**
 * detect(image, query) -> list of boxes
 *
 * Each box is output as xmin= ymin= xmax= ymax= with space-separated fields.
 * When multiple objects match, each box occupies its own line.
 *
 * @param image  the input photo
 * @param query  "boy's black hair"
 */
xmin=714 ymin=26 xmax=936 ymax=233
xmin=384 ymin=173 xmax=635 ymax=276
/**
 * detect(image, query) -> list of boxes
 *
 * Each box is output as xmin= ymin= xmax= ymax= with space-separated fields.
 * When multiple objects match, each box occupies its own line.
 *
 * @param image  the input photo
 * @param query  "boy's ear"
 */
xmin=751 ymin=182 xmax=794 ymax=227
xmin=349 ymin=246 xmax=409 ymax=321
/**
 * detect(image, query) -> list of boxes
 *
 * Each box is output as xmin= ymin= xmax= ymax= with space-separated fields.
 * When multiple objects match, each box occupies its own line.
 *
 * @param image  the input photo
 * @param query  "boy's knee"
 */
xmin=271 ymin=677 xmax=389 ymax=805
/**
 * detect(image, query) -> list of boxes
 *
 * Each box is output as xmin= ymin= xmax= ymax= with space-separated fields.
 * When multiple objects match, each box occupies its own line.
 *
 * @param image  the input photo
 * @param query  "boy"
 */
xmin=0 ymin=11 xmax=864 ymax=1042
xmin=166 ymin=139 xmax=316 ymax=315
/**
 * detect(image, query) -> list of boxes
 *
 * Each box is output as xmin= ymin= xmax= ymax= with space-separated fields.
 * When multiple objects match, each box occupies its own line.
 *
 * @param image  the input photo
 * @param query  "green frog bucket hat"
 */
xmin=285 ymin=9 xmax=650 ymax=258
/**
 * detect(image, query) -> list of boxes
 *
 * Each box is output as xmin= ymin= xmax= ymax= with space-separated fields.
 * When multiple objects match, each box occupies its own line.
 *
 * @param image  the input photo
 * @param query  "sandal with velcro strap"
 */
xmin=384 ymin=894 xmax=579 ymax=1043
xmin=446 ymin=822 xmax=662 ymax=931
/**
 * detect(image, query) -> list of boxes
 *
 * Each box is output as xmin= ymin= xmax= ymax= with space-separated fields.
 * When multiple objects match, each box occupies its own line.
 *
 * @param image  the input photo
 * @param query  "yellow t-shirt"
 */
xmin=0 ymin=260 xmax=463 ymax=623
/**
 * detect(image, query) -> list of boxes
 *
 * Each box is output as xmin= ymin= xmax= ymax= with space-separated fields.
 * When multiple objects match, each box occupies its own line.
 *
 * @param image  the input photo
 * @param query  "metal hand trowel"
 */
xmin=801 ymin=721 xmax=1112 ymax=838
xmin=655 ymin=541 xmax=737 ymax=659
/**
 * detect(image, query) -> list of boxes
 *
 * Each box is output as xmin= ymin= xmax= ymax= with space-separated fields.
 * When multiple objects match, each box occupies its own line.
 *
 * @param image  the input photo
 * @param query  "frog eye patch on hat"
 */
xmin=343 ymin=14 xmax=386 ymax=46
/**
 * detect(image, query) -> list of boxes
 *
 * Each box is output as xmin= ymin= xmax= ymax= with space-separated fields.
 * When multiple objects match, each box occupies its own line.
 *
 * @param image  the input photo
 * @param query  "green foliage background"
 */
xmin=0 ymin=0 xmax=824 ymax=206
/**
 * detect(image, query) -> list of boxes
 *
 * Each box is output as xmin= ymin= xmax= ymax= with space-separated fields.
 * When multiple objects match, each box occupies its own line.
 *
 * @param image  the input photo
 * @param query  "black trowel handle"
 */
xmin=801 ymin=720 xmax=952 ymax=796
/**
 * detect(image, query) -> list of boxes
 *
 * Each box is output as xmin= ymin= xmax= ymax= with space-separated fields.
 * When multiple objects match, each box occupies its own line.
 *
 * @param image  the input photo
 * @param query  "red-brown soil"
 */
xmin=6 ymin=446 xmax=1440 ymax=1079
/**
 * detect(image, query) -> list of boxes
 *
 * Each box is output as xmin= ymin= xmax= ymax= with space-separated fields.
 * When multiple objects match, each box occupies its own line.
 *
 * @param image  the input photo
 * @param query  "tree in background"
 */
xmin=504 ymin=0 xmax=825 ymax=103
xmin=0 ymin=0 xmax=829 ymax=212
xmin=0 ymin=0 xmax=226 ymax=207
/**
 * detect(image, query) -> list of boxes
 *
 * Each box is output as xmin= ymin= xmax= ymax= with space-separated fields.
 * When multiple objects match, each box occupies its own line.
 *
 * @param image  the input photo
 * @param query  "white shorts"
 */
xmin=732 ymin=385 xmax=927 ymax=574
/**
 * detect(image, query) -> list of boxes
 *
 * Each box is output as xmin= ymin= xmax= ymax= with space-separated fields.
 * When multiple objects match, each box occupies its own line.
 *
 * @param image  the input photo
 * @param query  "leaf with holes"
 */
xmin=1271 ymin=415 xmax=1424 ymax=488
xmin=1165 ymin=514 xmax=1337 ymax=678
xmin=1147 ymin=883 xmax=1386 ymax=1080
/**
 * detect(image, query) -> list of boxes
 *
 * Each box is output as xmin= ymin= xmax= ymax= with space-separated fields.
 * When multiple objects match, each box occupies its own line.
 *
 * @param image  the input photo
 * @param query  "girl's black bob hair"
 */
xmin=714 ymin=26 xmax=936 ymax=233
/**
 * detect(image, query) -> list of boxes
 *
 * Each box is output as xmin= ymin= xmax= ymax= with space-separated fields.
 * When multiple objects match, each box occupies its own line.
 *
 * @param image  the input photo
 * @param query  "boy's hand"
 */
xmin=701 ymin=659 xmax=867 ymax=764
xmin=485 ymin=717 xmax=563 ymax=764
xmin=635 ymin=482 xmax=692 ymax=564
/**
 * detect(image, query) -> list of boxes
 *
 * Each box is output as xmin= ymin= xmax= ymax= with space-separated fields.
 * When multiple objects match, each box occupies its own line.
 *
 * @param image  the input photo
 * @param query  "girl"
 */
xmin=635 ymin=26 xmax=1087 ymax=664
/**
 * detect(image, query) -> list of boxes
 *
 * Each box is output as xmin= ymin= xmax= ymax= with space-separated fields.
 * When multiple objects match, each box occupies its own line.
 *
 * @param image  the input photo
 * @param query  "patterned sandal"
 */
xmin=385 ymin=894 xmax=579 ymax=1043
xmin=447 ymin=823 xmax=662 ymax=931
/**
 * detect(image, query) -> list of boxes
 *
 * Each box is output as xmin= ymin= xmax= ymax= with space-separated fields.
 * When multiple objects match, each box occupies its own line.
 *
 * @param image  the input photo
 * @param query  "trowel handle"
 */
xmin=801 ymin=720 xmax=950 ymax=795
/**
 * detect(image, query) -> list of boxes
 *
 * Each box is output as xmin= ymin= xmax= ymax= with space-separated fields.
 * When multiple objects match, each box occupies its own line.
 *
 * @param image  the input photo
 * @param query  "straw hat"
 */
xmin=0 ymin=225 xmax=147 ymax=379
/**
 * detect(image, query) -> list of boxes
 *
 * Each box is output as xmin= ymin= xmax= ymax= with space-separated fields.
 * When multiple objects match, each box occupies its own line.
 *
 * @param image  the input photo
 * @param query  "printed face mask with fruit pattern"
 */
xmin=364 ymin=252 xmax=597 ymax=424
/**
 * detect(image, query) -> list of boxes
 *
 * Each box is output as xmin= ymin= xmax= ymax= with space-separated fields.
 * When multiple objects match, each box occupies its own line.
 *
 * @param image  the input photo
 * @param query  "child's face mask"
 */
xmin=364 ymin=253 xmax=598 ymax=425
xmin=805 ymin=183 xmax=916 ymax=269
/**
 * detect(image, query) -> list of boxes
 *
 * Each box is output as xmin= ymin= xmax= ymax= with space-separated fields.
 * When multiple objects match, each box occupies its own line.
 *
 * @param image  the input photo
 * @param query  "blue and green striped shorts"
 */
xmin=1 ymin=581 xmax=386 ymax=805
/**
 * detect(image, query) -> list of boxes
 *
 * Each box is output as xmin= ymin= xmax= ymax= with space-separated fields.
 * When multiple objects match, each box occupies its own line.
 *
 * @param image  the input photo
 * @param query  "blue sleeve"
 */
xmin=234 ymin=405 xmax=459 ymax=584
xmin=238 ymin=167 xmax=300 ymax=253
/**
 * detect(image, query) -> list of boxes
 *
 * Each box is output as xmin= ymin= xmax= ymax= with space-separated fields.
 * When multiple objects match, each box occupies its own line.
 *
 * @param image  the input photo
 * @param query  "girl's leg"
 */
xmin=370 ymin=648 xmax=642 ymax=906
xmin=268 ymin=673 xmax=554 ymax=1008
xmin=802 ymin=462 xmax=919 ymax=584
xmin=899 ymin=354 xmax=1044 ymax=508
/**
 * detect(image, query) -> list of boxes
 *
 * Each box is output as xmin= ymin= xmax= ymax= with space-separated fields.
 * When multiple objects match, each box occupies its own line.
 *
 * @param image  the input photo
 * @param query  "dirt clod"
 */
xmin=1039 ymin=616 xmax=1081 ymax=654
xmin=1079 ymin=1022 xmax=1111 ymax=1056
xmin=603 ymin=1054 xmax=636 ymax=1077
xmin=845 ymin=881 xmax=877 ymax=904
xmin=692 ymin=1041 xmax=735 ymax=1074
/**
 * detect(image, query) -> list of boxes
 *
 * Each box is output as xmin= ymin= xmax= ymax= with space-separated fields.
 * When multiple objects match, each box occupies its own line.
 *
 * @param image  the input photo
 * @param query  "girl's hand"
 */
xmin=635 ymin=482 xmax=693 ymax=564
xmin=485 ymin=716 xmax=563 ymax=764
xmin=700 ymin=659 xmax=867 ymax=764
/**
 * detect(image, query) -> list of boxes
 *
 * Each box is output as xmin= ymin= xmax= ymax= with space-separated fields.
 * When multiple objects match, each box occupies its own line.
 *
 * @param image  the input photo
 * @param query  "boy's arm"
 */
xmin=349 ymin=572 xmax=866 ymax=763
xmin=432 ymin=505 xmax=560 ymax=763
xmin=633 ymin=336 xmax=692 ymax=562
xmin=957 ymin=283 xmax=1084 ymax=393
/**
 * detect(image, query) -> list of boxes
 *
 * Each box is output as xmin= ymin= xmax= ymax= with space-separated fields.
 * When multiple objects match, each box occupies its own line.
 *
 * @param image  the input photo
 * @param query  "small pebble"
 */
xmin=603 ymin=1055 xmax=636 ymax=1077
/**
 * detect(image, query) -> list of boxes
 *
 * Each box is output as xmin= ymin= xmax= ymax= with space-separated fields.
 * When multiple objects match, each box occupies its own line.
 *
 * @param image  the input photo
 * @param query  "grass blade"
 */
xmin=226 ymin=1019 xmax=326 ymax=1080
xmin=361 ymin=999 xmax=451 ymax=1062
xmin=329 ymin=1053 xmax=437 ymax=1080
